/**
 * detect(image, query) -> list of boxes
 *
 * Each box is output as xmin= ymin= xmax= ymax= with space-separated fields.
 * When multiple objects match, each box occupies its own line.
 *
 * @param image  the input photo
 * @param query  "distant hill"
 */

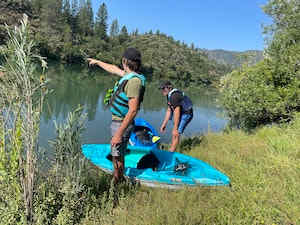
xmin=120 ymin=34 xmax=232 ymax=86
xmin=0 ymin=1 xmax=232 ymax=87
xmin=204 ymin=49 xmax=264 ymax=67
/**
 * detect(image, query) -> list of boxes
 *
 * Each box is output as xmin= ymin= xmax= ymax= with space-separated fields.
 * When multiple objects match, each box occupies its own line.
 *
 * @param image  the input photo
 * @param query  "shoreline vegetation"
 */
xmin=0 ymin=0 xmax=300 ymax=224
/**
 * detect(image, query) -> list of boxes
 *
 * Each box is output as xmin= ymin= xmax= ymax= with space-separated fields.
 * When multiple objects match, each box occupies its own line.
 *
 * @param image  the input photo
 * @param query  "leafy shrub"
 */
xmin=220 ymin=56 xmax=300 ymax=130
xmin=0 ymin=119 xmax=26 ymax=225
xmin=221 ymin=0 xmax=300 ymax=130
xmin=179 ymin=136 xmax=205 ymax=152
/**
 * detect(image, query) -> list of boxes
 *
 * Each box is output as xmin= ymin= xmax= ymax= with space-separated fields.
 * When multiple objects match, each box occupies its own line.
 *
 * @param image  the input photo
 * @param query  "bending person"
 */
xmin=159 ymin=81 xmax=193 ymax=152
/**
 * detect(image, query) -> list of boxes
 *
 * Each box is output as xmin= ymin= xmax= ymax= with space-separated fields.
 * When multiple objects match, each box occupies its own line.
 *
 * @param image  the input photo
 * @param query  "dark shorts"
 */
xmin=110 ymin=121 xmax=134 ymax=157
xmin=178 ymin=111 xmax=193 ymax=134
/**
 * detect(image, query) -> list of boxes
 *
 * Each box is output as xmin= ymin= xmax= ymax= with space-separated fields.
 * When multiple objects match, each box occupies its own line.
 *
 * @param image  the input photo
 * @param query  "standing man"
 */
xmin=159 ymin=81 xmax=193 ymax=152
xmin=87 ymin=48 xmax=145 ymax=184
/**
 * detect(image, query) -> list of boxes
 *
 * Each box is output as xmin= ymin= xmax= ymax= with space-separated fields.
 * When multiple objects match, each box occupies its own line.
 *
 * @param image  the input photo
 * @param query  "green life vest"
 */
xmin=110 ymin=72 xmax=146 ymax=118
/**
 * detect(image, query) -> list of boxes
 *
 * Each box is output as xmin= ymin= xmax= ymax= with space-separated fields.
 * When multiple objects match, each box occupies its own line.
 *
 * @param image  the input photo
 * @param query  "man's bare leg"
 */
xmin=170 ymin=134 xmax=180 ymax=152
xmin=112 ymin=156 xmax=124 ymax=184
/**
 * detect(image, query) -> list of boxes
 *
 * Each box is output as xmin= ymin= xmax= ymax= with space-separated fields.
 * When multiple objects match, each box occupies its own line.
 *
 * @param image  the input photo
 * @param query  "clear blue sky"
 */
xmin=91 ymin=0 xmax=272 ymax=52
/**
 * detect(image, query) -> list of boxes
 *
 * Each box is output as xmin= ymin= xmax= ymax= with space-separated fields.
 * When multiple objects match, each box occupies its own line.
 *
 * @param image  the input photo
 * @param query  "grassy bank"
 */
xmin=80 ymin=115 xmax=300 ymax=225
xmin=2 ymin=101 xmax=299 ymax=225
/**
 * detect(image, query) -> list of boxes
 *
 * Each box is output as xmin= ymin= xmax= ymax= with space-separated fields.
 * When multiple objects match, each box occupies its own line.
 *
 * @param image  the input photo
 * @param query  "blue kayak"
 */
xmin=82 ymin=144 xmax=230 ymax=188
xmin=129 ymin=118 xmax=160 ymax=148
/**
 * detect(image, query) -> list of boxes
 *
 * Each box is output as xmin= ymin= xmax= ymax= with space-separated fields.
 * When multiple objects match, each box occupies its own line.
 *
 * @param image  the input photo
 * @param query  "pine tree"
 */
xmin=70 ymin=0 xmax=79 ymax=39
xmin=95 ymin=3 xmax=108 ymax=40
xmin=191 ymin=43 xmax=195 ymax=50
xmin=119 ymin=25 xmax=129 ymax=43
xmin=77 ymin=0 xmax=93 ymax=36
xmin=86 ymin=0 xmax=94 ymax=33
xmin=31 ymin=0 xmax=43 ymax=14
xmin=120 ymin=25 xmax=128 ymax=35
xmin=110 ymin=19 xmax=119 ymax=37
xmin=132 ymin=28 xmax=139 ymax=36
xmin=79 ymin=0 xmax=85 ymax=8
xmin=72 ymin=0 xmax=79 ymax=16
xmin=62 ymin=0 xmax=71 ymax=24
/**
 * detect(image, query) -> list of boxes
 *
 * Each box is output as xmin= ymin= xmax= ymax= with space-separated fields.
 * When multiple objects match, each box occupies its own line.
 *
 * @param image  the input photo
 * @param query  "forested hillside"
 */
xmin=0 ymin=0 xmax=231 ymax=86
xmin=204 ymin=49 xmax=263 ymax=67
xmin=0 ymin=0 xmax=36 ymax=45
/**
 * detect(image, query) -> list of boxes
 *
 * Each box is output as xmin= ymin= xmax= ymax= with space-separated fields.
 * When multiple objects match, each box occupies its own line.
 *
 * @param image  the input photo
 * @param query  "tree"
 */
xmin=131 ymin=28 xmax=139 ymax=36
xmin=35 ymin=0 xmax=66 ymax=57
xmin=110 ymin=19 xmax=119 ymax=37
xmin=220 ymin=0 xmax=300 ymax=130
xmin=120 ymin=25 xmax=128 ymax=35
xmin=71 ymin=0 xmax=79 ymax=16
xmin=263 ymin=0 xmax=300 ymax=59
xmin=119 ymin=25 xmax=129 ymax=43
xmin=78 ymin=0 xmax=93 ymax=36
xmin=95 ymin=3 xmax=108 ymax=40
xmin=62 ymin=0 xmax=71 ymax=24
xmin=191 ymin=43 xmax=195 ymax=50
xmin=70 ymin=0 xmax=79 ymax=40
xmin=86 ymin=0 xmax=94 ymax=31
xmin=31 ymin=0 xmax=43 ymax=14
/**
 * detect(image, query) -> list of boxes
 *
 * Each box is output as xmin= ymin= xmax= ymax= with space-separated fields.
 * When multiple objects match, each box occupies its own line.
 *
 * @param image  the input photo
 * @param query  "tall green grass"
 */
xmin=80 ymin=114 xmax=300 ymax=225
xmin=24 ymin=108 xmax=300 ymax=225
xmin=0 ymin=14 xmax=48 ymax=224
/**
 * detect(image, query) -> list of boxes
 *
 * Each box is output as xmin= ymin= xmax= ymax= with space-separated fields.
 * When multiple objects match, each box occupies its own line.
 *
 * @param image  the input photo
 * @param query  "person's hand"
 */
xmin=87 ymin=58 xmax=98 ymax=66
xmin=172 ymin=128 xmax=179 ymax=139
xmin=160 ymin=124 xmax=166 ymax=133
xmin=111 ymin=133 xmax=122 ymax=147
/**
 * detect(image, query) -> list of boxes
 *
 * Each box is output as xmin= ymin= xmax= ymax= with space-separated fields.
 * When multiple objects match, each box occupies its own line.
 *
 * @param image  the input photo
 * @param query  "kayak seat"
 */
xmin=134 ymin=126 xmax=154 ymax=145
xmin=105 ymin=148 xmax=160 ymax=170
xmin=137 ymin=152 xmax=160 ymax=171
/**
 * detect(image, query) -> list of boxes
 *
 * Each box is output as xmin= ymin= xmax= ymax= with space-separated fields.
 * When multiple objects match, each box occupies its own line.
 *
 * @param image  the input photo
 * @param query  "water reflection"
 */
xmin=39 ymin=65 xmax=227 ymax=147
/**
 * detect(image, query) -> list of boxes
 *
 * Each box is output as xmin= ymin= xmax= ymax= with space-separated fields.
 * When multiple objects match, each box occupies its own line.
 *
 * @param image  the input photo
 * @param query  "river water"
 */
xmin=39 ymin=64 xmax=227 ymax=147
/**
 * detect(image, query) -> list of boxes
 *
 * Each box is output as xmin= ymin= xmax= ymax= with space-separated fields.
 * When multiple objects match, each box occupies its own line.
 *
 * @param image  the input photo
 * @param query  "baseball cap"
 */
xmin=122 ymin=48 xmax=141 ymax=62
